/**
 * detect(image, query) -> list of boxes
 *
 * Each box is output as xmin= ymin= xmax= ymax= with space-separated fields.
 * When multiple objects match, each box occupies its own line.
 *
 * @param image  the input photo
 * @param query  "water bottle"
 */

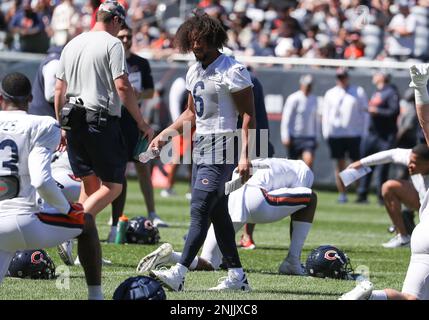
xmin=138 ymin=148 xmax=160 ymax=163
xmin=133 ymin=134 xmax=149 ymax=161
xmin=115 ymin=215 xmax=129 ymax=244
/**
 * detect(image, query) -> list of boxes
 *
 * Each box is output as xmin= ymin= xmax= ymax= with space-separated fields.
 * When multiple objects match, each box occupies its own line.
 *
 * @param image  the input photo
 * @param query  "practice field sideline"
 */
xmin=0 ymin=181 xmax=410 ymax=300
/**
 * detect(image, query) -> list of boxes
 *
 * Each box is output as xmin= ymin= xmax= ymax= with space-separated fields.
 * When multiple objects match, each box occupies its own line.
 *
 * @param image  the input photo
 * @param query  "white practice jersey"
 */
xmin=228 ymin=158 xmax=314 ymax=222
xmin=186 ymin=54 xmax=253 ymax=164
xmin=360 ymin=148 xmax=429 ymax=204
xmin=0 ymin=111 xmax=69 ymax=216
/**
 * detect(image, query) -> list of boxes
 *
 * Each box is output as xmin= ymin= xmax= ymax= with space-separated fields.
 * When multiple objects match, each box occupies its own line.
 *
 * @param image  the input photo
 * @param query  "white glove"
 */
xmin=409 ymin=64 xmax=429 ymax=88
xmin=409 ymin=64 xmax=429 ymax=105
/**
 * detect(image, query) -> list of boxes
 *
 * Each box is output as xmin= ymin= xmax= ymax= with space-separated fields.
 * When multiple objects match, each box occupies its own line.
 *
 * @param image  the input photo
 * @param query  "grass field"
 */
xmin=0 ymin=181 xmax=412 ymax=300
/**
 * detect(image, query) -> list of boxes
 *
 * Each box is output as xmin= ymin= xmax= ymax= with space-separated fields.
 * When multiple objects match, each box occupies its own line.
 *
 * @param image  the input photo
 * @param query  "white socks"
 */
xmin=369 ymin=290 xmax=388 ymax=300
xmin=288 ymin=221 xmax=312 ymax=262
xmin=169 ymin=252 xmax=198 ymax=270
xmin=88 ymin=285 xmax=103 ymax=300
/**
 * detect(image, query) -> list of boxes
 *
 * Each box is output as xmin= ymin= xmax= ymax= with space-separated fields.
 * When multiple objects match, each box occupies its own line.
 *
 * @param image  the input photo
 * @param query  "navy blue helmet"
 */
xmin=305 ymin=245 xmax=353 ymax=280
xmin=8 ymin=249 xmax=56 ymax=279
xmin=126 ymin=216 xmax=160 ymax=244
xmin=113 ymin=276 xmax=166 ymax=300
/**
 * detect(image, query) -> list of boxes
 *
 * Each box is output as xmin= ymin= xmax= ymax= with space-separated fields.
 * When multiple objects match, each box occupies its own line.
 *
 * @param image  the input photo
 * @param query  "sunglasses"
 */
xmin=118 ymin=35 xmax=132 ymax=40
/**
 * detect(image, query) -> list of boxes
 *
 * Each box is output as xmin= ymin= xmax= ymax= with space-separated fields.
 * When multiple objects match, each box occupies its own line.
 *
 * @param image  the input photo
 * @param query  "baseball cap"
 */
xmin=99 ymin=1 xmax=126 ymax=21
xmin=336 ymin=67 xmax=349 ymax=78
xmin=300 ymin=74 xmax=313 ymax=86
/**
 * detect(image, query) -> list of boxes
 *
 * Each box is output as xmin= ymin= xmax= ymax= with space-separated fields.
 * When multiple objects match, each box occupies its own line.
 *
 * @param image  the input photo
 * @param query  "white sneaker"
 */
xmin=382 ymin=234 xmax=411 ymax=248
xmin=107 ymin=229 xmax=117 ymax=243
xmin=160 ymin=189 xmax=177 ymax=198
xmin=151 ymin=216 xmax=169 ymax=228
xmin=74 ymin=256 xmax=112 ymax=266
xmin=208 ymin=271 xmax=251 ymax=292
xmin=136 ymin=243 xmax=173 ymax=273
xmin=278 ymin=259 xmax=306 ymax=276
xmin=57 ymin=240 xmax=74 ymax=266
xmin=339 ymin=280 xmax=373 ymax=300
xmin=149 ymin=265 xmax=185 ymax=292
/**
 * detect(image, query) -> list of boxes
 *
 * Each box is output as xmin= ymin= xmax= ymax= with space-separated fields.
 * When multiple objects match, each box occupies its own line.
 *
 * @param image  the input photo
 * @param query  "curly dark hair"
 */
xmin=174 ymin=11 xmax=227 ymax=53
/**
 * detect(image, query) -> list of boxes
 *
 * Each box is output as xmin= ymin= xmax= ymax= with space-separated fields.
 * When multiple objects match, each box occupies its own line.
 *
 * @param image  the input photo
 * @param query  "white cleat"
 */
xmin=278 ymin=259 xmax=306 ymax=276
xmin=136 ymin=243 xmax=173 ymax=273
xmin=209 ymin=272 xmax=251 ymax=292
xmin=382 ymin=234 xmax=411 ymax=248
xmin=160 ymin=188 xmax=177 ymax=198
xmin=149 ymin=265 xmax=185 ymax=292
xmin=57 ymin=240 xmax=74 ymax=266
xmin=339 ymin=280 xmax=374 ymax=300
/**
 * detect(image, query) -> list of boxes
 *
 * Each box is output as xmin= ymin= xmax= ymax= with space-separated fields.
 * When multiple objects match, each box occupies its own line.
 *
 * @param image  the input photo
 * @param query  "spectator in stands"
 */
xmin=344 ymin=30 xmax=365 ymax=59
xmin=245 ymin=30 xmax=275 ymax=57
xmin=322 ymin=68 xmax=369 ymax=203
xmin=385 ymin=1 xmax=417 ymax=61
xmin=50 ymin=0 xmax=81 ymax=47
xmin=356 ymin=71 xmax=400 ymax=204
xmin=281 ymin=74 xmax=318 ymax=169
xmin=9 ymin=0 xmax=50 ymax=53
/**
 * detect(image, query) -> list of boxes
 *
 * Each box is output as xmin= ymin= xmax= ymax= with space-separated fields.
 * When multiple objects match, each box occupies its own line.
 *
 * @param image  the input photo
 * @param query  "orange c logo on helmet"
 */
xmin=31 ymin=251 xmax=44 ymax=264
xmin=324 ymin=250 xmax=338 ymax=261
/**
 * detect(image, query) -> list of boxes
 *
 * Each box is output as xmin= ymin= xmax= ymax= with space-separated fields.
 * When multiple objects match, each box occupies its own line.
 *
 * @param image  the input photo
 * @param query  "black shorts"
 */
xmin=327 ymin=137 xmax=361 ymax=160
xmin=120 ymin=108 xmax=140 ymax=162
xmin=288 ymin=137 xmax=317 ymax=159
xmin=66 ymin=110 xmax=127 ymax=184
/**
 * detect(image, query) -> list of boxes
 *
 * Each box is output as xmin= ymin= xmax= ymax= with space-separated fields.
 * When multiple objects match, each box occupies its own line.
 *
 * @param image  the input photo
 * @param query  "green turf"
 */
xmin=0 ymin=181 xmax=411 ymax=300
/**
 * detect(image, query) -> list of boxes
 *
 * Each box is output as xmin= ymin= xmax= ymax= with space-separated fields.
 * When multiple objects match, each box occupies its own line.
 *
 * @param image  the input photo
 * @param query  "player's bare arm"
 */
xmin=231 ymin=86 xmax=256 ymax=183
xmin=115 ymin=74 xmax=154 ymax=142
xmin=410 ymin=64 xmax=429 ymax=145
xmin=54 ymin=78 xmax=67 ymax=151
xmin=150 ymin=92 xmax=196 ymax=150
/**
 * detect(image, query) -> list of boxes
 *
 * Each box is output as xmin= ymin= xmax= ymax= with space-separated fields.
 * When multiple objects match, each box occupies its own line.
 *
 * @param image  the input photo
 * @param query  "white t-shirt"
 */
xmin=281 ymin=90 xmax=318 ymax=141
xmin=56 ymin=31 xmax=127 ymax=116
xmin=228 ymin=158 xmax=314 ymax=222
xmin=322 ymin=85 xmax=369 ymax=138
xmin=169 ymin=77 xmax=186 ymax=122
xmin=386 ymin=13 xmax=416 ymax=57
xmin=0 ymin=111 xmax=70 ymax=216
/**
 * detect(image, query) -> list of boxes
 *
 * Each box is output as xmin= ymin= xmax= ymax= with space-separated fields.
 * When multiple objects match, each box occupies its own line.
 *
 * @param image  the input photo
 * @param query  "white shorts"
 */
xmin=244 ymin=185 xmax=312 ymax=224
xmin=0 ymin=213 xmax=83 ymax=283
xmin=402 ymin=220 xmax=429 ymax=300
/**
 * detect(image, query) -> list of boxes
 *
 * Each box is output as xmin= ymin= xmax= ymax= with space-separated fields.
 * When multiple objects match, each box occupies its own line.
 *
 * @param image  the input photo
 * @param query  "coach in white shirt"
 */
xmin=281 ymin=74 xmax=318 ymax=168
xmin=322 ymin=68 xmax=369 ymax=203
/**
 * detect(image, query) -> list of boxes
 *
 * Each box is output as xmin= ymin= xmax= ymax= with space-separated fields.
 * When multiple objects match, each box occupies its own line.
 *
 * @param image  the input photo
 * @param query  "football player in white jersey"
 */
xmin=0 ymin=72 xmax=103 ymax=300
xmin=147 ymin=12 xmax=255 ymax=292
xmin=137 ymin=157 xmax=316 ymax=276
xmin=340 ymin=64 xmax=429 ymax=300
xmin=347 ymin=144 xmax=429 ymax=248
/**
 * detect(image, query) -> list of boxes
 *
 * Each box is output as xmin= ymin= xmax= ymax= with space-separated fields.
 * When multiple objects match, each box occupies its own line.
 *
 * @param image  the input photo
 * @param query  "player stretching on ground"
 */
xmin=137 ymin=157 xmax=316 ymax=276
xmin=340 ymin=64 xmax=429 ymax=300
xmin=147 ymin=12 xmax=255 ymax=292
xmin=0 ymin=72 xmax=103 ymax=299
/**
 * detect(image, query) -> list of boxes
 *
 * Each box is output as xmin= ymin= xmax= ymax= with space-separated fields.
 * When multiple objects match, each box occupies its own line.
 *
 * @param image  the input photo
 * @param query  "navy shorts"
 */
xmin=120 ymin=108 xmax=140 ymax=162
xmin=288 ymin=137 xmax=317 ymax=159
xmin=191 ymin=163 xmax=235 ymax=195
xmin=327 ymin=137 xmax=361 ymax=161
xmin=66 ymin=110 xmax=127 ymax=184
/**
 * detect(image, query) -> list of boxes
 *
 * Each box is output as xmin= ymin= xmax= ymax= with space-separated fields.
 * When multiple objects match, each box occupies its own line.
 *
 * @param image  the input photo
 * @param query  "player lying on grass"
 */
xmin=347 ymin=144 xmax=429 ymax=248
xmin=340 ymin=64 xmax=429 ymax=300
xmin=137 ymin=157 xmax=317 ymax=275
xmin=0 ymin=72 xmax=103 ymax=300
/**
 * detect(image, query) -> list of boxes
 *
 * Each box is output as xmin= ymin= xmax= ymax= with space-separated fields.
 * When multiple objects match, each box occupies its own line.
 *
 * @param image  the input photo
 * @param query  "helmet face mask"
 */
xmin=113 ymin=276 xmax=166 ymax=300
xmin=305 ymin=245 xmax=354 ymax=280
xmin=126 ymin=216 xmax=160 ymax=244
xmin=8 ymin=250 xmax=56 ymax=280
